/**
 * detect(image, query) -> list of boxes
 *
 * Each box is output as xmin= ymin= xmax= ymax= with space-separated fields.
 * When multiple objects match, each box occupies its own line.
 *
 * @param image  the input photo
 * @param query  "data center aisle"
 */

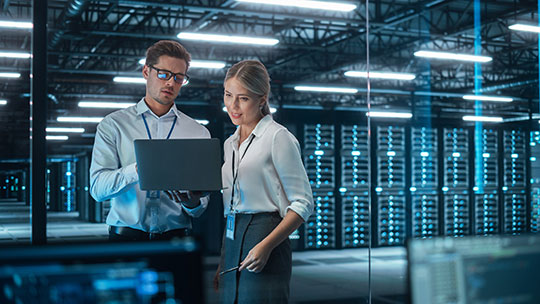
xmin=203 ymin=247 xmax=407 ymax=304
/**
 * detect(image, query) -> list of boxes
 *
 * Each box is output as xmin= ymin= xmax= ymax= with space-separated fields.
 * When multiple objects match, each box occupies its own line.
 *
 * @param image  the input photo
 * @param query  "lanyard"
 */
xmin=142 ymin=113 xmax=177 ymax=140
xmin=230 ymin=135 xmax=255 ymax=212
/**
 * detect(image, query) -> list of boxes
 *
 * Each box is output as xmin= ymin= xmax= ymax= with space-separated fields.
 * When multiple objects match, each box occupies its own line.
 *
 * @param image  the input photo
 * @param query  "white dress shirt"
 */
xmin=222 ymin=115 xmax=314 ymax=221
xmin=90 ymin=98 xmax=210 ymax=232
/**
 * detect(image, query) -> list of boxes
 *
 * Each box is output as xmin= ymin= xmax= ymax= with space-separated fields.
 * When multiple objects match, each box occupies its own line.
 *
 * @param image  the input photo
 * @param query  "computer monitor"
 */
xmin=0 ymin=238 xmax=203 ymax=304
xmin=408 ymin=234 xmax=540 ymax=304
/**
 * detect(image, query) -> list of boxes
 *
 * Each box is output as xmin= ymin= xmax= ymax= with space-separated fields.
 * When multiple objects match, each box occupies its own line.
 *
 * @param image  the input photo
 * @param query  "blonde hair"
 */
xmin=225 ymin=60 xmax=271 ymax=116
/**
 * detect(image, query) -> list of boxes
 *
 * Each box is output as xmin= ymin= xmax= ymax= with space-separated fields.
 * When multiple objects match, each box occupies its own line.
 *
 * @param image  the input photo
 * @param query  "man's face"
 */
xmin=143 ymin=55 xmax=188 ymax=107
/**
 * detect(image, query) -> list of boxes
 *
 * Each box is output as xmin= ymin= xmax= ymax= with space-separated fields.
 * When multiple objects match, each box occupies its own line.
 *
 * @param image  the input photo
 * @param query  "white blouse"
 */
xmin=221 ymin=115 xmax=314 ymax=221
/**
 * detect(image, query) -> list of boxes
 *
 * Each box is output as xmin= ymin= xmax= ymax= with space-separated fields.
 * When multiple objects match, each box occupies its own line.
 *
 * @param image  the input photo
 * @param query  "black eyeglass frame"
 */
xmin=147 ymin=64 xmax=190 ymax=85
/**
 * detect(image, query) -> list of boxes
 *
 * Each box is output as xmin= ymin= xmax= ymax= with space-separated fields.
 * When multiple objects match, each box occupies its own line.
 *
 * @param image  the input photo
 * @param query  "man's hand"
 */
xmin=165 ymin=190 xmax=202 ymax=208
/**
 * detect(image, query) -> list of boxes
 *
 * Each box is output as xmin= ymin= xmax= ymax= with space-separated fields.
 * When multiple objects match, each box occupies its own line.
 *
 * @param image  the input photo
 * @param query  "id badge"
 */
xmin=147 ymin=190 xmax=160 ymax=199
xmin=226 ymin=213 xmax=236 ymax=240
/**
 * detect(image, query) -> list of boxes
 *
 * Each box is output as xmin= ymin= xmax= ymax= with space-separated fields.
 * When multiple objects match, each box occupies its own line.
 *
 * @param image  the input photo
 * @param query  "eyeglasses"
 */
xmin=148 ymin=65 xmax=190 ymax=85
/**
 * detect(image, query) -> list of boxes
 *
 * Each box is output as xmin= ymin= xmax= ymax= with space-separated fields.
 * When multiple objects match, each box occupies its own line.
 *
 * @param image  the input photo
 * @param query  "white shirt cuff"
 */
xmin=286 ymin=201 xmax=313 ymax=222
xmin=123 ymin=162 xmax=139 ymax=184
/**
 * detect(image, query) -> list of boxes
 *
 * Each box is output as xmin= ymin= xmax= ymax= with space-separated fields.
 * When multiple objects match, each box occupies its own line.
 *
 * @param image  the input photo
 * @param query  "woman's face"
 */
xmin=224 ymin=77 xmax=265 ymax=128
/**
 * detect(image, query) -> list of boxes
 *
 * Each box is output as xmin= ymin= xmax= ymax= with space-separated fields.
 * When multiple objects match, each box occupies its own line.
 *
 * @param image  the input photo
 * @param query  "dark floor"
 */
xmin=0 ymin=200 xmax=408 ymax=303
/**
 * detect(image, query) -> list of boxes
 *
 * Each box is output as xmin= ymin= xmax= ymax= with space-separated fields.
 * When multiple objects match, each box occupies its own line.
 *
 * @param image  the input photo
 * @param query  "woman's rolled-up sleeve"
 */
xmin=271 ymin=128 xmax=314 ymax=221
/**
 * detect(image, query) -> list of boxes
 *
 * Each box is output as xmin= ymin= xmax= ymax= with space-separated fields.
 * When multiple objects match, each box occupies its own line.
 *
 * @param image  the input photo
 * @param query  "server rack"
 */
xmin=473 ymin=128 xmax=499 ymax=235
xmin=410 ymin=127 xmax=439 ymax=238
xmin=503 ymin=129 xmax=527 ymax=234
xmin=375 ymin=125 xmax=406 ymax=246
xmin=340 ymin=125 xmax=369 ymax=247
xmin=442 ymin=128 xmax=470 ymax=236
xmin=304 ymin=124 xmax=336 ymax=249
xmin=530 ymin=131 xmax=540 ymax=232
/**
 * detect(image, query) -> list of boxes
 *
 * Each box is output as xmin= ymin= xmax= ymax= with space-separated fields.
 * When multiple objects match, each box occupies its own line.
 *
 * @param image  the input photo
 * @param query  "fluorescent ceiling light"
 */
xmin=57 ymin=117 xmax=104 ymax=123
xmin=222 ymin=106 xmax=277 ymax=113
xmin=46 ymin=135 xmax=69 ymax=141
xmin=235 ymin=0 xmax=356 ymax=12
xmin=113 ymin=76 xmax=146 ymax=84
xmin=177 ymin=32 xmax=279 ymax=46
xmin=294 ymin=86 xmax=358 ymax=94
xmin=344 ymin=71 xmax=416 ymax=80
xmin=366 ymin=111 xmax=412 ymax=119
xmin=139 ymin=58 xmax=226 ymax=69
xmin=195 ymin=119 xmax=209 ymax=125
xmin=414 ymin=50 xmax=492 ymax=63
xmin=79 ymin=101 xmax=135 ymax=108
xmin=0 ymin=73 xmax=21 ymax=78
xmin=0 ymin=52 xmax=31 ymax=59
xmin=0 ymin=100 xmax=6 ymax=105
xmin=191 ymin=60 xmax=226 ymax=69
xmin=462 ymin=115 xmax=503 ymax=123
xmin=46 ymin=127 xmax=85 ymax=133
xmin=0 ymin=20 xmax=33 ymax=29
xmin=462 ymin=95 xmax=513 ymax=102
xmin=509 ymin=24 xmax=540 ymax=33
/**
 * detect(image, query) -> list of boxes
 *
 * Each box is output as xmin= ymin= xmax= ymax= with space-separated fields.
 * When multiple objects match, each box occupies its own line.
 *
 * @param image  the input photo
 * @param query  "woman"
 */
xmin=214 ymin=60 xmax=314 ymax=304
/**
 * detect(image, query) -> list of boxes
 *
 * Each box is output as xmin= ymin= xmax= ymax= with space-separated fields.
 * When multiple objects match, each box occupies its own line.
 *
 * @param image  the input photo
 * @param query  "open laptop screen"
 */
xmin=408 ymin=234 xmax=540 ymax=304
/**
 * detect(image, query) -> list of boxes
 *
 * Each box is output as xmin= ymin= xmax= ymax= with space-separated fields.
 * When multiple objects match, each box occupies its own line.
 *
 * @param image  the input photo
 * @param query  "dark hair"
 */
xmin=145 ymin=40 xmax=191 ymax=69
xmin=225 ymin=60 xmax=271 ymax=116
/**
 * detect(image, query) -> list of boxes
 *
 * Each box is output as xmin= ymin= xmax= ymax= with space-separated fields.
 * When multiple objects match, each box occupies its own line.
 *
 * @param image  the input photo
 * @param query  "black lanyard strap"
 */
xmin=142 ymin=113 xmax=177 ymax=140
xmin=230 ymin=135 xmax=255 ymax=211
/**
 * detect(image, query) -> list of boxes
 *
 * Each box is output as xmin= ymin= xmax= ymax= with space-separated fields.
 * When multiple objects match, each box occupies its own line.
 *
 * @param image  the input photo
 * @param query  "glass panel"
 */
xmin=1 ymin=0 xmax=374 ymax=303
xmin=366 ymin=1 xmax=540 ymax=303
xmin=0 ymin=3 xmax=32 ymax=244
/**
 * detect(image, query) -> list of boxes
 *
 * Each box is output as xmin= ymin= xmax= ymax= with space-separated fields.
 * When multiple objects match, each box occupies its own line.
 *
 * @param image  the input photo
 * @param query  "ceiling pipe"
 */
xmin=49 ymin=0 xmax=89 ymax=49
xmin=474 ymin=78 xmax=538 ymax=93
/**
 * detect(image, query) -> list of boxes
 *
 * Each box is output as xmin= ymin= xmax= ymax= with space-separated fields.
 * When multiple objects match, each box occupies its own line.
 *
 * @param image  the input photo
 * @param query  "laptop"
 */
xmin=134 ymin=138 xmax=222 ymax=191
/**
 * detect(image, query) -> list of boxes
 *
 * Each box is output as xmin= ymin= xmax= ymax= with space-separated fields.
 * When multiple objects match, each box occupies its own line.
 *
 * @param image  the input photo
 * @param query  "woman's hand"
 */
xmin=165 ymin=190 xmax=202 ymax=208
xmin=213 ymin=265 xmax=221 ymax=292
xmin=238 ymin=241 xmax=272 ymax=273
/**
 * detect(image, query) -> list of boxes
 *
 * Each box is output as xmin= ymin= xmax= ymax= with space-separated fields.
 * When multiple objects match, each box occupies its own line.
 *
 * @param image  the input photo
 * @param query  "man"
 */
xmin=90 ymin=40 xmax=210 ymax=241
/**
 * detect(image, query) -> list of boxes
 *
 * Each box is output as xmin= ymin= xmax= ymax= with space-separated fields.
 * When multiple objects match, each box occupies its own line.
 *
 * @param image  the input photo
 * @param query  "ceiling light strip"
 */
xmin=46 ymin=135 xmax=69 ymax=141
xmin=462 ymin=95 xmax=513 ymax=102
xmin=509 ymin=24 xmax=540 ymax=33
xmin=57 ymin=117 xmax=104 ymax=123
xmin=113 ymin=77 xmax=146 ymax=84
xmin=367 ymin=111 xmax=413 ymax=119
xmin=294 ymin=86 xmax=358 ymax=94
xmin=235 ymin=0 xmax=357 ymax=12
xmin=46 ymin=127 xmax=85 ymax=133
xmin=78 ymin=101 xmax=136 ymax=108
xmin=345 ymin=71 xmax=415 ymax=80
xmin=462 ymin=115 xmax=503 ymax=123
xmin=177 ymin=32 xmax=279 ymax=46
xmin=414 ymin=50 xmax=492 ymax=62
xmin=0 ymin=52 xmax=31 ymax=59
xmin=0 ymin=20 xmax=33 ymax=29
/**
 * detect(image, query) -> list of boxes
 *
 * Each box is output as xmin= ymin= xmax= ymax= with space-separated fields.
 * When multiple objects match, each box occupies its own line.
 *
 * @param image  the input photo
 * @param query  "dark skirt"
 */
xmin=220 ymin=212 xmax=292 ymax=304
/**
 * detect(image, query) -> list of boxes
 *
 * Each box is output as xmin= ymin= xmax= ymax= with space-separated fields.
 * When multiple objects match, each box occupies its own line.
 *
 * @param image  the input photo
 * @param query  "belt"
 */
xmin=109 ymin=226 xmax=190 ymax=240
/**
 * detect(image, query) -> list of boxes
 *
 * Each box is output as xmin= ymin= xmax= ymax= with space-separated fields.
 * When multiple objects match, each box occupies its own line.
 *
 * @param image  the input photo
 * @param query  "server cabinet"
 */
xmin=304 ymin=124 xmax=336 ymax=249
xmin=375 ymin=125 xmax=406 ymax=246
xmin=340 ymin=125 xmax=369 ymax=247
xmin=443 ymin=128 xmax=470 ymax=236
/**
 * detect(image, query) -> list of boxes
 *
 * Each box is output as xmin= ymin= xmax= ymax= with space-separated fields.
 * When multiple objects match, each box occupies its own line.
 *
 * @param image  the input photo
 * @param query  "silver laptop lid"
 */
xmin=134 ymin=138 xmax=222 ymax=191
